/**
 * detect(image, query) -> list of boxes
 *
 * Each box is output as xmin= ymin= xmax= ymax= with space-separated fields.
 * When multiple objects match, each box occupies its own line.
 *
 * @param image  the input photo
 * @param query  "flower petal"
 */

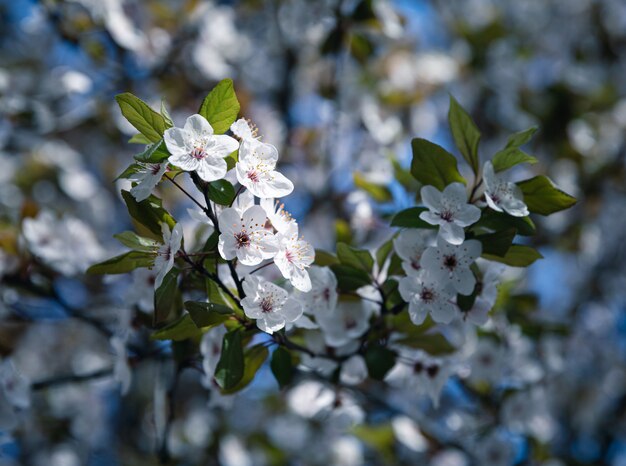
xmin=184 ymin=114 xmax=214 ymax=137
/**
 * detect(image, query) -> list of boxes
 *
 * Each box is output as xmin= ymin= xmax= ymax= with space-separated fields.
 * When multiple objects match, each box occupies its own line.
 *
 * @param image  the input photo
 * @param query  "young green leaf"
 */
xmin=354 ymin=172 xmax=393 ymax=202
xmin=330 ymin=265 xmax=371 ymax=291
xmin=154 ymin=268 xmax=180 ymax=324
xmin=375 ymin=238 xmax=395 ymax=269
xmin=221 ymin=344 xmax=269 ymax=394
xmin=314 ymin=250 xmax=340 ymax=266
xmin=473 ymin=210 xmax=536 ymax=236
xmin=128 ymin=133 xmax=151 ymax=144
xmin=184 ymin=301 xmax=233 ymax=329
xmin=198 ymin=79 xmax=240 ymax=134
xmin=121 ymin=191 xmax=176 ymax=240
xmin=410 ymin=138 xmax=466 ymax=191
xmin=448 ymin=95 xmax=481 ymax=174
xmin=336 ymin=242 xmax=374 ymax=273
xmin=364 ymin=345 xmax=396 ymax=380
xmin=390 ymin=207 xmax=436 ymax=229
xmin=113 ymin=231 xmax=159 ymax=252
xmin=475 ymin=229 xmax=516 ymax=256
xmin=133 ymin=140 xmax=169 ymax=163
xmin=160 ymin=100 xmax=174 ymax=128
xmin=115 ymin=93 xmax=167 ymax=143
xmin=270 ymin=347 xmax=294 ymax=389
xmin=87 ymin=251 xmax=153 ymax=275
xmin=505 ymin=126 xmax=538 ymax=148
xmin=206 ymin=179 xmax=236 ymax=206
xmin=483 ymin=244 xmax=543 ymax=267
xmin=215 ymin=331 xmax=244 ymax=390
xmin=491 ymin=147 xmax=537 ymax=172
xmin=516 ymin=176 xmax=577 ymax=215
xmin=151 ymin=314 xmax=200 ymax=341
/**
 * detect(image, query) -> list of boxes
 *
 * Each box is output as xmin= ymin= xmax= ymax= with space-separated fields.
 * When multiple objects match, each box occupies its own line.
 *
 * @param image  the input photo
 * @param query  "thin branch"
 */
xmin=179 ymin=251 xmax=242 ymax=309
xmin=32 ymin=368 xmax=113 ymax=390
xmin=165 ymin=174 xmax=208 ymax=213
xmin=249 ymin=261 xmax=273 ymax=275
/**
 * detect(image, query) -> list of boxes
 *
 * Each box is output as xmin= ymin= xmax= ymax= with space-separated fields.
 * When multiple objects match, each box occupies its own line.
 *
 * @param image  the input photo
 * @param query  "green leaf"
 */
xmin=375 ymin=238 xmax=395 ymax=269
xmin=160 ymin=100 xmax=174 ymax=128
xmin=113 ymin=231 xmax=159 ymax=252
xmin=390 ymin=207 xmax=436 ymax=229
xmin=473 ymin=210 xmax=536 ymax=236
xmin=206 ymin=179 xmax=236 ymax=206
xmin=115 ymin=163 xmax=141 ymax=181
xmin=336 ymin=243 xmax=374 ymax=273
xmin=457 ymin=287 xmax=479 ymax=312
xmin=154 ymin=268 xmax=179 ymax=324
xmin=354 ymin=172 xmax=392 ymax=202
xmin=270 ymin=347 xmax=294 ymax=389
xmin=475 ymin=229 xmax=516 ymax=257
xmin=364 ymin=345 xmax=396 ymax=380
xmin=483 ymin=244 xmax=543 ymax=267
xmin=151 ymin=314 xmax=200 ymax=341
xmin=394 ymin=333 xmax=456 ymax=355
xmin=492 ymin=147 xmax=537 ymax=172
xmin=87 ymin=251 xmax=153 ymax=275
xmin=115 ymin=93 xmax=167 ymax=143
xmin=352 ymin=424 xmax=395 ymax=462
xmin=330 ymin=265 xmax=371 ymax=291
xmin=314 ymin=250 xmax=340 ymax=266
xmin=133 ymin=140 xmax=169 ymax=163
xmin=198 ymin=79 xmax=240 ymax=134
xmin=506 ymin=127 xmax=538 ymax=148
xmin=121 ymin=190 xmax=176 ymax=239
xmin=448 ymin=95 xmax=481 ymax=174
xmin=391 ymin=158 xmax=420 ymax=193
xmin=128 ymin=133 xmax=151 ymax=144
xmin=215 ymin=331 xmax=244 ymax=390
xmin=184 ymin=301 xmax=233 ymax=328
xmin=517 ymin=176 xmax=577 ymax=215
xmin=221 ymin=344 xmax=268 ymax=394
xmin=410 ymin=138 xmax=465 ymax=191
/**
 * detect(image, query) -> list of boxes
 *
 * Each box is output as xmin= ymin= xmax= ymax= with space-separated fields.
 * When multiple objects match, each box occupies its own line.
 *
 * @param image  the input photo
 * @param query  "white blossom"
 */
xmin=468 ymin=338 xmax=505 ymax=383
xmin=235 ymin=139 xmax=293 ymax=198
xmin=393 ymin=229 xmax=431 ymax=277
xmin=22 ymin=211 xmax=103 ymax=276
xmin=274 ymin=222 xmax=315 ymax=292
xmin=483 ymin=161 xmax=529 ymax=217
xmin=316 ymin=301 xmax=373 ymax=347
xmin=420 ymin=182 xmax=481 ymax=245
xmin=294 ymin=266 xmax=338 ymax=319
xmin=153 ymin=222 xmax=183 ymax=289
xmin=385 ymin=348 xmax=455 ymax=407
xmin=241 ymin=275 xmax=302 ymax=334
xmin=420 ymin=237 xmax=482 ymax=295
xmin=164 ymin=114 xmax=239 ymax=182
xmin=339 ymin=355 xmax=368 ymax=386
xmin=398 ymin=272 xmax=456 ymax=324
xmin=217 ymin=205 xmax=278 ymax=266
xmin=200 ymin=326 xmax=227 ymax=387
xmin=461 ymin=263 xmax=503 ymax=325
xmin=260 ymin=197 xmax=295 ymax=234
xmin=128 ymin=161 xmax=168 ymax=202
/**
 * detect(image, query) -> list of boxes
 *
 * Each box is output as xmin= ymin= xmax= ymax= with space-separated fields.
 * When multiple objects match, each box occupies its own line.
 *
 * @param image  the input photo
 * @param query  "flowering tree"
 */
xmin=3 ymin=0 xmax=626 ymax=464
xmin=73 ymin=79 xmax=575 ymax=459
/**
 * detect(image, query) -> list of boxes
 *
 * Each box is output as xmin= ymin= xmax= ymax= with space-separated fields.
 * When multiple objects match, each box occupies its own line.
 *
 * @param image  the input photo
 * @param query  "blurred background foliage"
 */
xmin=1 ymin=0 xmax=626 ymax=465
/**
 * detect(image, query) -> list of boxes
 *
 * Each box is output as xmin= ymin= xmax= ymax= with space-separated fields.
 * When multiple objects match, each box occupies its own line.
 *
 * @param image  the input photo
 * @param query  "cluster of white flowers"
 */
xmin=397 ymin=172 xmax=528 ymax=326
xmin=21 ymin=211 xmax=104 ymax=276
xmin=152 ymin=114 xmax=314 ymax=334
